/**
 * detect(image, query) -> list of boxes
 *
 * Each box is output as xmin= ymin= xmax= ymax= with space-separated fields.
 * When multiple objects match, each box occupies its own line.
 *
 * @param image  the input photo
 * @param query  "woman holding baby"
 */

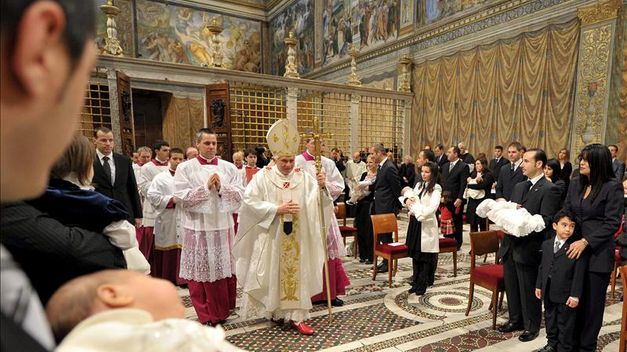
xmin=402 ymin=161 xmax=442 ymax=296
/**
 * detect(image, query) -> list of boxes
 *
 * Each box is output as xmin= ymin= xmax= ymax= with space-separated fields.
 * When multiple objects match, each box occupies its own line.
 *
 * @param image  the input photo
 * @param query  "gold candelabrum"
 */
xmin=398 ymin=55 xmax=413 ymax=92
xmin=207 ymin=17 xmax=224 ymax=68
xmin=99 ymin=0 xmax=124 ymax=56
xmin=284 ymin=32 xmax=300 ymax=79
xmin=347 ymin=44 xmax=362 ymax=86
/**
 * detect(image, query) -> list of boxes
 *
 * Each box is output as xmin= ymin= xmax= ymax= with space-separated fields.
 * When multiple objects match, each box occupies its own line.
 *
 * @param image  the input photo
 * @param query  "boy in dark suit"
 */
xmin=534 ymin=210 xmax=589 ymax=352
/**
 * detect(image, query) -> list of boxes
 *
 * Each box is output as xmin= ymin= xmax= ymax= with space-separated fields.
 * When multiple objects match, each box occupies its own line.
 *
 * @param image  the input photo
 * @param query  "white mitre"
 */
xmin=266 ymin=119 xmax=300 ymax=157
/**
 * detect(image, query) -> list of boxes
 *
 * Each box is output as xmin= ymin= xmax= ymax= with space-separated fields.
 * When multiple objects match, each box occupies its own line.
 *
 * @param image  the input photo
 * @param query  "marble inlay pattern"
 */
xmin=175 ymin=216 xmax=623 ymax=351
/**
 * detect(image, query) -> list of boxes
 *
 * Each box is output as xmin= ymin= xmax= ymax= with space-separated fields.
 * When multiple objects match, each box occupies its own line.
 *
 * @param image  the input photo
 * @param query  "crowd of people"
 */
xmin=1 ymin=2 xmax=626 ymax=351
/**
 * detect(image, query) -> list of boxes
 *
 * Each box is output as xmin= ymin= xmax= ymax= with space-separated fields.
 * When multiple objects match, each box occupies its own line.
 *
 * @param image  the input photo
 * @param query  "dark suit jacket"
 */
xmin=370 ymin=159 xmax=401 ymax=214
xmin=495 ymin=163 xmax=526 ymax=201
xmin=441 ymin=160 xmax=469 ymax=201
xmin=535 ymin=236 xmax=589 ymax=303
xmin=461 ymin=152 xmax=474 ymax=166
xmin=498 ymin=177 xmax=561 ymax=266
xmin=0 ymin=202 xmax=126 ymax=305
xmin=489 ymin=157 xmax=508 ymax=182
xmin=435 ymin=154 xmax=447 ymax=168
xmin=613 ymin=159 xmax=626 ymax=181
xmin=399 ymin=162 xmax=416 ymax=189
xmin=563 ymin=180 xmax=624 ymax=273
xmin=93 ymin=152 xmax=142 ymax=220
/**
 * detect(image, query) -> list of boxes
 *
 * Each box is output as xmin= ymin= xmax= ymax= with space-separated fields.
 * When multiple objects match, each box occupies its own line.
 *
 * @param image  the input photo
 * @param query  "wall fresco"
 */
xmin=269 ymin=0 xmax=315 ymax=76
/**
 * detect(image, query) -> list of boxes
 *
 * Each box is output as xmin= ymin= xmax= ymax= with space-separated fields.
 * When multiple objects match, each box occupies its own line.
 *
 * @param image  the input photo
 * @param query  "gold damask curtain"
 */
xmin=411 ymin=19 xmax=580 ymax=159
xmin=162 ymin=95 xmax=204 ymax=149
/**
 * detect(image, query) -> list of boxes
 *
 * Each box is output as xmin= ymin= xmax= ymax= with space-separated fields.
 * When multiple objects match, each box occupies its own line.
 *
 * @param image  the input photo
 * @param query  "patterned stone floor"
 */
xmin=177 ymin=213 xmax=624 ymax=352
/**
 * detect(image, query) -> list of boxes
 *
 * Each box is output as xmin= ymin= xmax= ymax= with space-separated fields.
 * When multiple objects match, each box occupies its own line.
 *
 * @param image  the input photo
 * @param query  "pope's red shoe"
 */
xmin=290 ymin=320 xmax=315 ymax=335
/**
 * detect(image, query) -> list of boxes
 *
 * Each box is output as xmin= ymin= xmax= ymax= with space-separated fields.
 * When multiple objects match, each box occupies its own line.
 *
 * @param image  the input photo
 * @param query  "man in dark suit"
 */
xmin=534 ymin=210 xmax=589 ymax=352
xmin=495 ymin=141 xmax=527 ymax=201
xmin=609 ymin=144 xmax=626 ymax=180
xmin=369 ymin=143 xmax=402 ymax=273
xmin=489 ymin=145 xmax=509 ymax=183
xmin=434 ymin=144 xmax=447 ymax=168
xmin=441 ymin=146 xmax=469 ymax=249
xmin=0 ymin=0 xmax=99 ymax=350
xmin=92 ymin=127 xmax=142 ymax=225
xmin=498 ymin=148 xmax=561 ymax=343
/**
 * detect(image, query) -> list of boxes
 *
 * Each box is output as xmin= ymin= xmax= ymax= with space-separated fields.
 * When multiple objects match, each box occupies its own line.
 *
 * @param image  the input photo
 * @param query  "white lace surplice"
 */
xmin=174 ymin=158 xmax=243 ymax=282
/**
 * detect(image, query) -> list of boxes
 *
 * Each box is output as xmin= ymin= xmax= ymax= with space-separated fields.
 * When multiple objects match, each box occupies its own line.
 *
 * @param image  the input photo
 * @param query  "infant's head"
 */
xmin=46 ymin=270 xmax=185 ymax=341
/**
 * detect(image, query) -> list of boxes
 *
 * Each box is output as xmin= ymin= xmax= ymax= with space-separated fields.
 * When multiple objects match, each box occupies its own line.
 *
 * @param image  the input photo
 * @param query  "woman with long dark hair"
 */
xmin=544 ymin=158 xmax=567 ymax=205
xmin=465 ymin=158 xmax=494 ymax=232
xmin=563 ymin=144 xmax=624 ymax=351
xmin=402 ymin=161 xmax=442 ymax=296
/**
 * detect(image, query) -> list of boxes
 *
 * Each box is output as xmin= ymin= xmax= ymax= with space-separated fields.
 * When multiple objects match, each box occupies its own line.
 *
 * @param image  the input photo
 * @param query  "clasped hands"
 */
xmin=207 ymin=173 xmax=221 ymax=192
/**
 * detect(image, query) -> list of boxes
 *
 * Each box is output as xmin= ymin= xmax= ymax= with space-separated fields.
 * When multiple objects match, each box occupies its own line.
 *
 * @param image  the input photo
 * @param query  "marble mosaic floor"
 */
xmin=177 ymin=213 xmax=624 ymax=352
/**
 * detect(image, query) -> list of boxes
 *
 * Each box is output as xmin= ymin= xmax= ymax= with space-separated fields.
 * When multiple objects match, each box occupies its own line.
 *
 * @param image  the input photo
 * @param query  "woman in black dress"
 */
xmin=354 ymin=154 xmax=378 ymax=264
xmin=465 ymin=158 xmax=494 ymax=232
xmin=563 ymin=144 xmax=624 ymax=351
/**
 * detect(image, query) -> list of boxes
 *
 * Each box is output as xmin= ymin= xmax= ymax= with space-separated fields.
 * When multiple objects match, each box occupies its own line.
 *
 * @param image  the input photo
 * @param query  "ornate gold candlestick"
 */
xmin=100 ymin=0 xmax=124 ymax=56
xmin=284 ymin=32 xmax=300 ymax=78
xmin=207 ymin=17 xmax=224 ymax=68
xmin=347 ymin=44 xmax=361 ymax=86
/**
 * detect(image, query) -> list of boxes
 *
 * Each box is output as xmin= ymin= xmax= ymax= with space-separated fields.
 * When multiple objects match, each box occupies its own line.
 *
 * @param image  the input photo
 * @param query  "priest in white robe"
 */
xmin=174 ymin=129 xmax=243 ymax=326
xmin=235 ymin=119 xmax=328 ymax=335
xmin=137 ymin=141 xmax=170 ymax=262
xmin=146 ymin=148 xmax=185 ymax=285
xmin=295 ymin=138 xmax=350 ymax=307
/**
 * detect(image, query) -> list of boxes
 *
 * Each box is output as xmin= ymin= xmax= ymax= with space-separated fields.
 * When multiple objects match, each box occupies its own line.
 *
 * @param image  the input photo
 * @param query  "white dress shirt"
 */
xmin=96 ymin=149 xmax=116 ymax=185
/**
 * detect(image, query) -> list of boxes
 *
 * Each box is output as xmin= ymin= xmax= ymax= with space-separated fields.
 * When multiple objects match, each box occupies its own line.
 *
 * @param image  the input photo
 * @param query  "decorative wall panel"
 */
xmin=269 ymin=0 xmax=314 ymax=75
xmin=135 ymin=0 xmax=262 ymax=72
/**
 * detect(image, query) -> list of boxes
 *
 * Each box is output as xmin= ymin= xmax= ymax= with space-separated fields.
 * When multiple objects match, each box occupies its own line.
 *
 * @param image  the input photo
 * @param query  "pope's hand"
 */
xmin=316 ymin=171 xmax=326 ymax=187
xmin=277 ymin=200 xmax=300 ymax=215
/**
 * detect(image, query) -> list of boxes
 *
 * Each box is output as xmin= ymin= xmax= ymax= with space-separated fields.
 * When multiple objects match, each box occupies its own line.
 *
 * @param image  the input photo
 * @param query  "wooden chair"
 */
xmin=371 ymin=213 xmax=408 ymax=288
xmin=620 ymin=265 xmax=627 ymax=352
xmin=465 ymin=230 xmax=505 ymax=329
xmin=336 ymin=202 xmax=358 ymax=258
xmin=438 ymin=237 xmax=458 ymax=277
xmin=611 ymin=247 xmax=621 ymax=298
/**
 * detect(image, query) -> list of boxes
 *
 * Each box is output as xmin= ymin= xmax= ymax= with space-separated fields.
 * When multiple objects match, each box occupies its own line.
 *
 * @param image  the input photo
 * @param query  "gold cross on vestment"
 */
xmin=300 ymin=116 xmax=332 ymax=174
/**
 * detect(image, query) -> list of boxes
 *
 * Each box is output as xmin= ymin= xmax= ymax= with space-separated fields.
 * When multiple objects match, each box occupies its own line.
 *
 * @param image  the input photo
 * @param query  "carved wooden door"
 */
xmin=206 ymin=83 xmax=232 ymax=161
xmin=116 ymin=71 xmax=135 ymax=157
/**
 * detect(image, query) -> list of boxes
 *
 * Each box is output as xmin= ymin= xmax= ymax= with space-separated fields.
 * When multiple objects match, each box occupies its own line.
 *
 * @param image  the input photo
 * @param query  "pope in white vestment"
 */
xmin=174 ymin=130 xmax=243 ymax=326
xmin=234 ymin=119 xmax=328 ymax=335
xmin=295 ymin=139 xmax=350 ymax=306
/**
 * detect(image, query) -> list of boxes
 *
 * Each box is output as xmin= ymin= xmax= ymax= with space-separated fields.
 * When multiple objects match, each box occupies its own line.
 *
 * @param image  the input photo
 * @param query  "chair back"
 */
xmin=469 ymin=231 xmax=500 ymax=268
xmin=370 ymin=213 xmax=399 ymax=243
xmin=620 ymin=265 xmax=627 ymax=352
xmin=336 ymin=202 xmax=347 ymax=226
